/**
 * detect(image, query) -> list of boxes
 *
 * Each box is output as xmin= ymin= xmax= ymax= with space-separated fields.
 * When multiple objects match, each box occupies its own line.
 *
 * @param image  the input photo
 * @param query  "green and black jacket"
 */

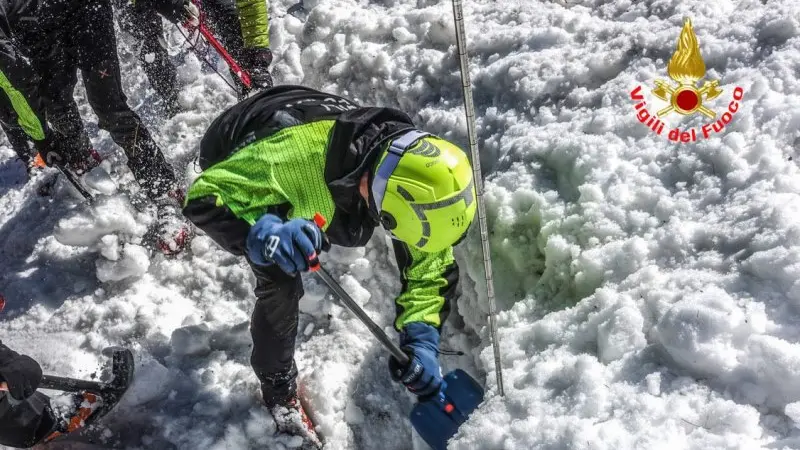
xmin=184 ymin=85 xmax=458 ymax=330
xmin=0 ymin=0 xmax=50 ymax=144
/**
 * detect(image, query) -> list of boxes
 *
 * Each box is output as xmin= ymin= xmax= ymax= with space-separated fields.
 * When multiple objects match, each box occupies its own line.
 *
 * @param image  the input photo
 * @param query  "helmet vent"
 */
xmin=451 ymin=215 xmax=466 ymax=228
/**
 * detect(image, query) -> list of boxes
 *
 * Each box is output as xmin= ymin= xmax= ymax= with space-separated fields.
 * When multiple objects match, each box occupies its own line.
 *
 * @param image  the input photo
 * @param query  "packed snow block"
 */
xmin=344 ymin=401 xmax=365 ymax=425
xmin=99 ymin=235 xmax=121 ymax=261
xmin=54 ymin=195 xmax=149 ymax=248
xmin=96 ymin=244 xmax=151 ymax=282
xmin=740 ymin=335 xmax=800 ymax=408
xmin=116 ymin=357 xmax=174 ymax=408
xmin=785 ymin=402 xmax=800 ymax=428
xmin=348 ymin=257 xmax=373 ymax=280
xmin=208 ymin=321 xmax=253 ymax=352
xmin=651 ymin=288 xmax=745 ymax=378
xmin=339 ymin=274 xmax=371 ymax=307
xmin=299 ymin=360 xmax=351 ymax=440
xmin=596 ymin=304 xmax=646 ymax=363
xmin=171 ymin=324 xmax=213 ymax=356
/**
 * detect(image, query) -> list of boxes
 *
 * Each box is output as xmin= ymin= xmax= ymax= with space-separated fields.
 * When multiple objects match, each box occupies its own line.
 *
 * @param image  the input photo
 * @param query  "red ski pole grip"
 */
xmin=309 ymin=213 xmax=328 ymax=272
xmin=313 ymin=212 xmax=327 ymax=229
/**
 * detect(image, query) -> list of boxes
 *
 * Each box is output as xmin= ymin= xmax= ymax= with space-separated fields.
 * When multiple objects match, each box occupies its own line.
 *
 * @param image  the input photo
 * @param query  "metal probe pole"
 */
xmin=451 ymin=0 xmax=504 ymax=396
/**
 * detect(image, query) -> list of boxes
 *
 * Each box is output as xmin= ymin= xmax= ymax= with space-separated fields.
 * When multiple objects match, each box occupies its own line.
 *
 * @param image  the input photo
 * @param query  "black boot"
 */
xmin=269 ymin=395 xmax=322 ymax=449
xmin=153 ymin=188 xmax=194 ymax=255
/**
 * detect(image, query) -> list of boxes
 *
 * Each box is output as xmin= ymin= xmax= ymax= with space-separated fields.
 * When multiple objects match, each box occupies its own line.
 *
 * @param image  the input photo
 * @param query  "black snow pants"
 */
xmin=25 ymin=0 xmax=178 ymax=199
xmin=114 ymin=0 xmax=180 ymax=114
xmin=200 ymin=0 xmax=251 ymax=82
xmin=249 ymin=261 xmax=303 ymax=407
xmin=0 ymin=392 xmax=56 ymax=448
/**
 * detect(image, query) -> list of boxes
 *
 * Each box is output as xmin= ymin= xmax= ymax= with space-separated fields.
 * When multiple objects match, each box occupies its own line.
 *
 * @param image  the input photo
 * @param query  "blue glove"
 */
xmin=389 ymin=322 xmax=444 ymax=399
xmin=246 ymin=213 xmax=324 ymax=275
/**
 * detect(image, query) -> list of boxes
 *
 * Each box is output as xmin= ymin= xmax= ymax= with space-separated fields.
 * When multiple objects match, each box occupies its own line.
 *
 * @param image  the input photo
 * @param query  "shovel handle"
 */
xmin=314 ymin=266 xmax=411 ymax=367
xmin=0 ymin=376 xmax=104 ymax=395
xmin=310 ymin=213 xmax=410 ymax=366
xmin=40 ymin=374 xmax=105 ymax=392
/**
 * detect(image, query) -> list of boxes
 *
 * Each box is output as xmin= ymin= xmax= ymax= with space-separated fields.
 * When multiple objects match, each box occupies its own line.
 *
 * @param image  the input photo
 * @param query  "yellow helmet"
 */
xmin=370 ymin=130 xmax=476 ymax=252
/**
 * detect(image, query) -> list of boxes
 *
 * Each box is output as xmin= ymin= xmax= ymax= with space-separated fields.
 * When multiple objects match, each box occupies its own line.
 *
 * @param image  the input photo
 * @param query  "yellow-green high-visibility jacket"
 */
xmin=183 ymin=86 xmax=460 ymax=331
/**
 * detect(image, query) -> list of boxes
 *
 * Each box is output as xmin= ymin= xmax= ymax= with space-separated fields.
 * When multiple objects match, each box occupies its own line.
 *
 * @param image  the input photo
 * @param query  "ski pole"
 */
xmin=451 ymin=0 xmax=504 ymax=396
xmin=186 ymin=0 xmax=252 ymax=89
xmin=196 ymin=24 xmax=252 ymax=89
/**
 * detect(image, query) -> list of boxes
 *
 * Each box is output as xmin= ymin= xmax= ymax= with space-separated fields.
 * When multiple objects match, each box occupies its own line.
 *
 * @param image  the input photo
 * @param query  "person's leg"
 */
xmin=32 ymin=40 xmax=97 ymax=170
xmin=115 ymin=1 xmax=181 ymax=115
xmin=248 ymin=261 xmax=322 ymax=447
xmin=23 ymin=10 xmax=105 ymax=176
xmin=0 ymin=94 xmax=35 ymax=164
xmin=249 ymin=262 xmax=303 ymax=406
xmin=204 ymin=0 xmax=272 ymax=93
xmin=203 ymin=0 xmax=248 ymax=63
xmin=2 ymin=123 xmax=35 ymax=164
xmin=0 ymin=392 xmax=57 ymax=448
xmin=74 ymin=0 xmax=178 ymax=200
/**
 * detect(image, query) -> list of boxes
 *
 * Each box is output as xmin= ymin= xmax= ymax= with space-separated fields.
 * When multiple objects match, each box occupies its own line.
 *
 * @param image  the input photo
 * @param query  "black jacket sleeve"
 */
xmin=0 ymin=341 xmax=54 ymax=448
xmin=182 ymin=195 xmax=251 ymax=256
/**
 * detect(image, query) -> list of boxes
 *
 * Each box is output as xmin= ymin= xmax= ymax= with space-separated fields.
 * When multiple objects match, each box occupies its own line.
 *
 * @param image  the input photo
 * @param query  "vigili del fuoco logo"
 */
xmin=630 ymin=18 xmax=744 ymax=143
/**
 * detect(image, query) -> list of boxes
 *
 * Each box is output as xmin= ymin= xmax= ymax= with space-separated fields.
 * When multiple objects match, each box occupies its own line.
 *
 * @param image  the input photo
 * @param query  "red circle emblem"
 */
xmin=675 ymin=89 xmax=699 ymax=111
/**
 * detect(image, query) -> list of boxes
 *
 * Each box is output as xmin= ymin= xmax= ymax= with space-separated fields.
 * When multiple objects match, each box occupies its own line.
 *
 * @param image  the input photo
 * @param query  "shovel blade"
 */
xmin=104 ymin=346 xmax=135 ymax=393
xmin=409 ymin=369 xmax=484 ymax=450
xmin=92 ymin=346 xmax=135 ymax=420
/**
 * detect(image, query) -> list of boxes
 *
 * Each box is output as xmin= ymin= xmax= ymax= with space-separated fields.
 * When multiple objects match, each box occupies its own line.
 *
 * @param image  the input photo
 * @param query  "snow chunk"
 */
xmin=83 ymin=165 xmax=117 ymax=195
xmin=344 ymin=402 xmax=365 ymax=425
xmin=171 ymin=324 xmax=212 ymax=357
xmin=652 ymin=287 xmax=746 ymax=377
xmin=597 ymin=304 xmax=646 ymax=363
xmin=96 ymin=244 xmax=150 ymax=282
xmin=99 ymin=235 xmax=120 ymax=261
xmin=54 ymin=195 xmax=149 ymax=247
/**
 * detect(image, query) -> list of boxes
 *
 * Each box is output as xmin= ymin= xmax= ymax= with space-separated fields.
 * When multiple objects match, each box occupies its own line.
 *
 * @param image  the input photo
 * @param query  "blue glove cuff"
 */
xmin=400 ymin=322 xmax=440 ymax=351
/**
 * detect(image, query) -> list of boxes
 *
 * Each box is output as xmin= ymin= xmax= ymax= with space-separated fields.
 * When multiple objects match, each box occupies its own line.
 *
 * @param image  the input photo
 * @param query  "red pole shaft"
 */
xmin=197 ymin=24 xmax=252 ymax=89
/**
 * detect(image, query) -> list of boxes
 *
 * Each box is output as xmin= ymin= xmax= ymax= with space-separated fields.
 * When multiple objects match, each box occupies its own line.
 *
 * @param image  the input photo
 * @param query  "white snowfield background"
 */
xmin=1 ymin=0 xmax=799 ymax=448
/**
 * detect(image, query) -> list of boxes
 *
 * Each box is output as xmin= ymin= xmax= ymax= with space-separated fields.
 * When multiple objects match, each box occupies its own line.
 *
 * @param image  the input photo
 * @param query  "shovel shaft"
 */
xmin=40 ymin=374 xmax=105 ymax=392
xmin=314 ymin=267 xmax=410 ymax=366
xmin=0 ymin=376 xmax=104 ymax=394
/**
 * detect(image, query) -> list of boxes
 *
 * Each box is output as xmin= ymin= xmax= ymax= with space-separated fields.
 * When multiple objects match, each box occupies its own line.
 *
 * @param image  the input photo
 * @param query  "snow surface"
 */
xmin=2 ymin=0 xmax=800 ymax=448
